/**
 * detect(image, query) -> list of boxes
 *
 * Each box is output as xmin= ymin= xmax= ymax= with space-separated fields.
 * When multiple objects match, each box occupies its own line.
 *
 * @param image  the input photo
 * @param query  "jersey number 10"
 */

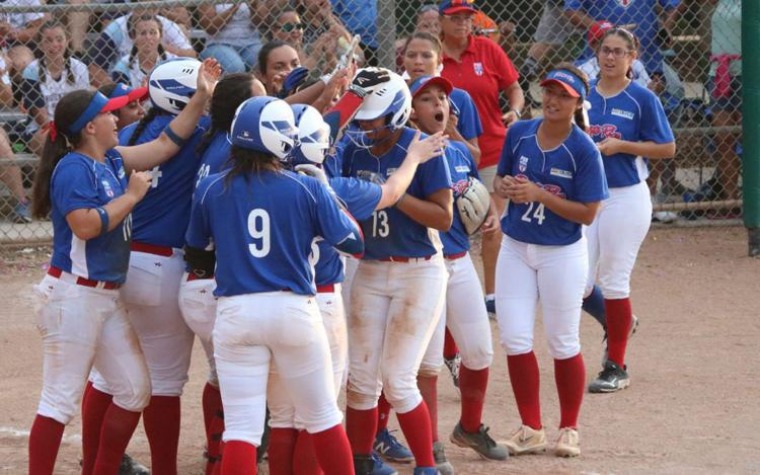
xmin=248 ymin=209 xmax=271 ymax=257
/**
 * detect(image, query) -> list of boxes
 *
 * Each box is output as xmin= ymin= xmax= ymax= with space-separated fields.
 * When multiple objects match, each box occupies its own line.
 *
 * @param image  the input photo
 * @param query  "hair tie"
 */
xmin=48 ymin=121 xmax=58 ymax=142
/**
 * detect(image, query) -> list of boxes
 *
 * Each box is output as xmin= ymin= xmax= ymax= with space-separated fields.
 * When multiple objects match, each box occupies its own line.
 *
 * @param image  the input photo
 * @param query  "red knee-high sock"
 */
xmin=203 ymin=383 xmax=225 ymax=475
xmin=417 ymin=374 xmax=439 ymax=441
xmin=310 ymin=424 xmax=354 ymax=475
xmin=346 ymin=406 xmax=377 ymax=455
xmin=221 ymin=441 xmax=257 ymax=475
xmin=81 ymin=384 xmax=114 ymax=475
xmin=395 ymin=402 xmax=435 ymax=467
xmin=143 ymin=395 xmax=181 ymax=475
xmin=93 ymin=404 xmax=142 ymax=473
xmin=605 ymin=298 xmax=632 ymax=367
xmin=29 ymin=414 xmax=65 ymax=475
xmin=213 ymin=441 xmax=225 ymax=475
xmin=267 ymin=427 xmax=298 ymax=475
xmin=507 ymin=352 xmax=542 ymax=430
xmin=443 ymin=328 xmax=459 ymax=360
xmin=459 ymin=366 xmax=488 ymax=433
xmin=375 ymin=392 xmax=391 ymax=434
xmin=293 ymin=430 xmax=323 ymax=475
xmin=554 ymin=354 xmax=586 ymax=429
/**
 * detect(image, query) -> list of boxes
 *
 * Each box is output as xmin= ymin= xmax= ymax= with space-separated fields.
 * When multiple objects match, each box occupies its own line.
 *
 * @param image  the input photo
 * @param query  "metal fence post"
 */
xmin=376 ymin=0 xmax=397 ymax=69
xmin=743 ymin=0 xmax=760 ymax=255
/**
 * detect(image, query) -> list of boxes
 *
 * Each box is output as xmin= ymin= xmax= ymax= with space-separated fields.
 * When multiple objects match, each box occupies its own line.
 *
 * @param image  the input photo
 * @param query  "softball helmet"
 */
xmin=289 ymin=104 xmax=331 ymax=165
xmin=148 ymin=58 xmax=200 ymax=114
xmin=230 ymin=96 xmax=297 ymax=159
xmin=347 ymin=68 xmax=411 ymax=148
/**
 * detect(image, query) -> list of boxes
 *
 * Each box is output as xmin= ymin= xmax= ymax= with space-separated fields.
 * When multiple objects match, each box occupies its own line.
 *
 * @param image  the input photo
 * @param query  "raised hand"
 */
xmin=351 ymin=67 xmax=391 ymax=95
xmin=126 ymin=170 xmax=153 ymax=202
xmin=197 ymin=58 xmax=222 ymax=97
xmin=407 ymin=130 xmax=448 ymax=164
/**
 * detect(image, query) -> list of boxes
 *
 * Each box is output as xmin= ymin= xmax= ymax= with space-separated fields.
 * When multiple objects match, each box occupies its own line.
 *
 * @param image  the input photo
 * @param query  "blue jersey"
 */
xmin=340 ymin=127 xmax=452 ymax=259
xmin=186 ymin=169 xmax=362 ymax=297
xmin=49 ymin=150 xmax=132 ymax=283
xmin=587 ymin=80 xmax=674 ymax=188
xmin=441 ymin=141 xmax=480 ymax=256
xmin=118 ymin=114 xmax=210 ymax=248
xmin=195 ymin=131 xmax=233 ymax=189
xmin=497 ymin=119 xmax=608 ymax=246
xmin=565 ymin=0 xmax=680 ymax=73
xmin=313 ymin=177 xmax=382 ymax=286
xmin=450 ymin=87 xmax=483 ymax=142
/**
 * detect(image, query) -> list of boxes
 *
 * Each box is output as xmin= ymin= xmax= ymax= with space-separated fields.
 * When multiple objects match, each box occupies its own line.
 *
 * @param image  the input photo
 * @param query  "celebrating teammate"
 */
xmin=583 ymin=28 xmax=676 ymax=393
xmin=493 ymin=65 xmax=608 ymax=457
xmin=339 ymin=71 xmax=453 ymax=475
xmin=27 ymin=58 xmax=218 ymax=475
xmin=185 ymin=96 xmax=363 ymax=473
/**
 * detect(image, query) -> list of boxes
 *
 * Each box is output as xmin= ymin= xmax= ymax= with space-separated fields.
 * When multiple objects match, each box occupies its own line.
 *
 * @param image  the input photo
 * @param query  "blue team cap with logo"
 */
xmin=409 ymin=75 xmax=453 ymax=99
xmin=68 ymin=92 xmax=130 ymax=134
xmin=540 ymin=69 xmax=586 ymax=101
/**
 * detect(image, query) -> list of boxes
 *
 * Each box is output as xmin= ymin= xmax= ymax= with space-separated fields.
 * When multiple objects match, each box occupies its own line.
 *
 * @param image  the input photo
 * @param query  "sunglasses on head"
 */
xmin=280 ymin=22 xmax=304 ymax=32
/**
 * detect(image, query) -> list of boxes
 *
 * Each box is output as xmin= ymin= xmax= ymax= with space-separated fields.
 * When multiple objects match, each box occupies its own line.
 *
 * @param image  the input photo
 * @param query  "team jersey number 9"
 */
xmin=248 ymin=209 xmax=271 ymax=257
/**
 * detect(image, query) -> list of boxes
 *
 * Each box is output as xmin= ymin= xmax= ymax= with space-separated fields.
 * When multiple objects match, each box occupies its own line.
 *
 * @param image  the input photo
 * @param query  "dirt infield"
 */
xmin=1 ymin=226 xmax=758 ymax=474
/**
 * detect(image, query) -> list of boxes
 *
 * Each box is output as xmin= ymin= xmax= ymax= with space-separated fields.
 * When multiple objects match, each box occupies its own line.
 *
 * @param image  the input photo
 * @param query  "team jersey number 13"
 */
xmin=248 ymin=209 xmax=271 ymax=257
xmin=371 ymin=210 xmax=390 ymax=238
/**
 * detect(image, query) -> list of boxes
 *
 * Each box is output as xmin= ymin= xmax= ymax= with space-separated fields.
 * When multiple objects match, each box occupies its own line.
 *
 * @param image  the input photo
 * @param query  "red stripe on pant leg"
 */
xmin=267 ymin=428 xmax=298 ymax=475
xmin=554 ymin=353 xmax=585 ymax=429
xmin=443 ymin=327 xmax=459 ymax=360
xmin=346 ymin=406 xmax=377 ymax=455
xmin=375 ymin=391 xmax=391 ymax=434
xmin=310 ymin=424 xmax=354 ymax=475
xmin=417 ymin=374 xmax=439 ymax=441
xmin=93 ymin=404 xmax=142 ymax=473
xmin=395 ymin=402 xmax=435 ymax=467
xmin=459 ymin=366 xmax=488 ymax=433
xmin=605 ymin=298 xmax=632 ymax=367
xmin=221 ymin=441 xmax=257 ymax=475
xmin=507 ymin=352 xmax=542 ymax=430
xmin=29 ymin=414 xmax=65 ymax=475
xmin=81 ymin=384 xmax=113 ymax=475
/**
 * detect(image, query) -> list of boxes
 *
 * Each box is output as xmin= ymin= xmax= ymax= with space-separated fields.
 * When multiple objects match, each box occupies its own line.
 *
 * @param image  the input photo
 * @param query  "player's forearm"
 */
xmin=66 ymin=193 xmax=138 ymax=240
xmin=620 ymin=140 xmax=676 ymax=159
xmin=395 ymin=193 xmax=453 ymax=231
xmin=537 ymin=190 xmax=600 ymax=226
xmin=377 ymin=155 xmax=424 ymax=209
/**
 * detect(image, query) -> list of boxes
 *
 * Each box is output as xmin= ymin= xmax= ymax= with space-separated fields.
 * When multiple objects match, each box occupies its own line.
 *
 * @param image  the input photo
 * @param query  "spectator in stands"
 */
xmin=708 ymin=0 xmax=741 ymax=206
xmin=330 ymin=0 xmax=378 ymax=65
xmin=0 ymin=0 xmax=47 ymax=49
xmin=111 ymin=14 xmax=175 ymax=88
xmin=0 ymin=129 xmax=31 ymax=223
xmin=578 ymin=22 xmax=650 ymax=87
xmin=87 ymin=3 xmax=195 ymax=86
xmin=439 ymin=0 xmax=524 ymax=317
xmin=394 ymin=4 xmax=441 ymax=72
xmin=257 ymin=40 xmax=301 ymax=96
xmin=197 ymin=1 xmax=267 ymax=73
xmin=563 ymin=0 xmax=683 ymax=74
xmin=22 ymin=20 xmax=90 ymax=157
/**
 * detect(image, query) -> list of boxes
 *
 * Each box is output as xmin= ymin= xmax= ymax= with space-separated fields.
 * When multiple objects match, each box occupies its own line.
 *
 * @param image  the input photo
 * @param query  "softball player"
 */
xmin=408 ymin=75 xmax=506 ymax=470
xmin=27 ymin=57 xmax=216 ymax=473
xmin=584 ymin=28 xmax=675 ymax=393
xmin=339 ymin=71 xmax=453 ymax=475
xmin=177 ymin=72 xmax=266 ymax=475
xmin=92 ymin=58 xmax=211 ymax=475
xmin=185 ymin=95 xmax=362 ymax=473
xmin=493 ymin=65 xmax=608 ymax=458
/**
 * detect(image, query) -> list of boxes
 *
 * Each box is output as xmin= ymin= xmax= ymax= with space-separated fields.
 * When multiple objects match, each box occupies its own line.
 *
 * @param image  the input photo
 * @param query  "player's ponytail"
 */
xmin=197 ymin=73 xmax=258 ymax=157
xmin=226 ymin=145 xmax=281 ymax=186
xmin=126 ymin=107 xmax=162 ymax=146
xmin=32 ymin=90 xmax=91 ymax=219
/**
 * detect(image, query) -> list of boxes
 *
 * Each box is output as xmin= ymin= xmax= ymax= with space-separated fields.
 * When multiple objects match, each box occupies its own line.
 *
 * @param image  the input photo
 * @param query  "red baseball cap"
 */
xmin=588 ymin=21 xmax=614 ymax=45
xmin=409 ymin=75 xmax=453 ymax=99
xmin=439 ymin=0 xmax=477 ymax=16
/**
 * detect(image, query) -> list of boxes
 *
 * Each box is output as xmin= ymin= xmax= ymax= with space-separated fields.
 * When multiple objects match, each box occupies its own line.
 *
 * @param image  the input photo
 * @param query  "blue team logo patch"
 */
xmin=102 ymin=180 xmax=114 ymax=198
xmin=550 ymin=168 xmax=573 ymax=179
xmin=518 ymin=155 xmax=529 ymax=173
xmin=473 ymin=62 xmax=484 ymax=76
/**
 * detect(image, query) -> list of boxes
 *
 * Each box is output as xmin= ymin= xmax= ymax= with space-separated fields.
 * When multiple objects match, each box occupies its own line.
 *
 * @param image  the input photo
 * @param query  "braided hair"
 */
xmin=36 ymin=20 xmax=76 ymax=85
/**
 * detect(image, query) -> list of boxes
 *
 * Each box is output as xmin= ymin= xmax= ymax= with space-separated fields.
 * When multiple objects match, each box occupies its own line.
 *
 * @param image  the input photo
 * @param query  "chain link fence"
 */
xmin=0 ymin=0 xmax=743 ymax=244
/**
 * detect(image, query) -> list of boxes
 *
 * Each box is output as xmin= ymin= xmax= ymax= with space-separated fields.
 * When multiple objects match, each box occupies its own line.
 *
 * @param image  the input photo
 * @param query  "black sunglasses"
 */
xmin=280 ymin=22 xmax=304 ymax=32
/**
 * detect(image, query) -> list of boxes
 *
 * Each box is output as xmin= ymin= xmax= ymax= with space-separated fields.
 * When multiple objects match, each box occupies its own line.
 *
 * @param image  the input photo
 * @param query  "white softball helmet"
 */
xmin=148 ymin=58 xmax=200 ymax=114
xmin=290 ymin=104 xmax=331 ymax=165
xmin=347 ymin=68 xmax=411 ymax=148
xmin=230 ymin=96 xmax=297 ymax=160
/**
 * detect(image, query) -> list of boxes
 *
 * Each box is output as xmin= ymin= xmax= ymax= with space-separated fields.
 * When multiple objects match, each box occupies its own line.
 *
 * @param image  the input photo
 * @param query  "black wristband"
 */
xmin=164 ymin=125 xmax=187 ymax=147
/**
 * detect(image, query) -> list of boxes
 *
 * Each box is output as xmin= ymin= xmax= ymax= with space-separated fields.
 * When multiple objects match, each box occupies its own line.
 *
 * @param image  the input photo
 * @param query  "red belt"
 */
xmin=317 ymin=284 xmax=335 ymax=293
xmin=187 ymin=272 xmax=214 ymax=282
xmin=47 ymin=266 xmax=121 ymax=290
xmin=378 ymin=255 xmax=434 ymax=263
xmin=131 ymin=241 xmax=173 ymax=257
xmin=444 ymin=252 xmax=467 ymax=260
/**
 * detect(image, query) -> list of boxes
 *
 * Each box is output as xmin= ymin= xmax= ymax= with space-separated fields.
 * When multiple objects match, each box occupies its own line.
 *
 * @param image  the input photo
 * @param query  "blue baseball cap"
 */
xmin=540 ymin=69 xmax=586 ymax=101
xmin=439 ymin=0 xmax=477 ymax=15
xmin=409 ymin=75 xmax=453 ymax=99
